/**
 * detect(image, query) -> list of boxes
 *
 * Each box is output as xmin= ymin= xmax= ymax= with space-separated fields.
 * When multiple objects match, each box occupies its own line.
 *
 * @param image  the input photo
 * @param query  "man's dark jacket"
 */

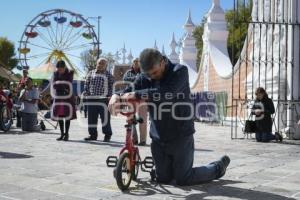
xmin=120 ymin=59 xmax=195 ymax=142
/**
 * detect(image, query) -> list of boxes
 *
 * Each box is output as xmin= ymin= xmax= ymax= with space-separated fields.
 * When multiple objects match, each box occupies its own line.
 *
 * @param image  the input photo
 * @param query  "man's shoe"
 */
xmin=103 ymin=135 xmax=111 ymax=142
xmin=133 ymin=140 xmax=138 ymax=145
xmin=138 ymin=141 xmax=146 ymax=146
xmin=211 ymin=155 xmax=230 ymax=179
xmin=84 ymin=136 xmax=97 ymax=141
xmin=275 ymin=132 xmax=283 ymax=142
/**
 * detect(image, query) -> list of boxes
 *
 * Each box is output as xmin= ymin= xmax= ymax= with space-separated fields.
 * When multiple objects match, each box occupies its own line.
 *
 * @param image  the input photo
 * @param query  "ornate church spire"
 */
xmin=168 ymin=32 xmax=179 ymax=63
xmin=121 ymin=43 xmax=127 ymax=64
xmin=153 ymin=40 xmax=158 ymax=50
xmin=127 ymin=49 xmax=133 ymax=64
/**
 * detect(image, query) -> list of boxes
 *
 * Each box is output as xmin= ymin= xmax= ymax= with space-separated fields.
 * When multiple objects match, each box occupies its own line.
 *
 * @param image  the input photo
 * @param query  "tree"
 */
xmin=101 ymin=52 xmax=116 ymax=73
xmin=81 ymin=49 xmax=115 ymax=73
xmin=81 ymin=49 xmax=97 ymax=72
xmin=193 ymin=17 xmax=206 ymax=71
xmin=0 ymin=37 xmax=18 ymax=70
xmin=226 ymin=0 xmax=252 ymax=65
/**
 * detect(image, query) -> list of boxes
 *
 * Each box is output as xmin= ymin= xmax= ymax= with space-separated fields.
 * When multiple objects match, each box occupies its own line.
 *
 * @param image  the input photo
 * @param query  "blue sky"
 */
xmin=0 ymin=0 xmax=232 ymax=70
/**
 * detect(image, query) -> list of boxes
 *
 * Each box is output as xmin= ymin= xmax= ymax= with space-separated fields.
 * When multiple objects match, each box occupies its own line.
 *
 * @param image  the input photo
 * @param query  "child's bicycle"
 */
xmin=106 ymin=100 xmax=155 ymax=191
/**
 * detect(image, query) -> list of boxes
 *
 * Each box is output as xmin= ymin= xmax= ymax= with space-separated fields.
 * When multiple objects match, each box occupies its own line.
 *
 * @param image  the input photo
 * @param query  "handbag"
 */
xmin=244 ymin=120 xmax=256 ymax=133
xmin=244 ymin=108 xmax=256 ymax=133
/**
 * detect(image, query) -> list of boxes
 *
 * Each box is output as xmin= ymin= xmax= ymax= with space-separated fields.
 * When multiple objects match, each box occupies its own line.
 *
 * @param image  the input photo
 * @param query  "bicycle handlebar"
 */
xmin=79 ymin=95 xmax=140 ymax=117
xmin=119 ymin=99 xmax=140 ymax=117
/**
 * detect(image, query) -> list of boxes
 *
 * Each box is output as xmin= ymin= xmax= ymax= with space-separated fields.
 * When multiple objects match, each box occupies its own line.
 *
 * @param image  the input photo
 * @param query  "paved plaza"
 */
xmin=0 ymin=113 xmax=300 ymax=200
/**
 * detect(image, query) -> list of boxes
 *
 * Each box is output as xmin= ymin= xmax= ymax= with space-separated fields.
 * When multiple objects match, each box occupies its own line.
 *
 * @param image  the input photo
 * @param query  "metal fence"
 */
xmin=231 ymin=0 xmax=300 ymax=140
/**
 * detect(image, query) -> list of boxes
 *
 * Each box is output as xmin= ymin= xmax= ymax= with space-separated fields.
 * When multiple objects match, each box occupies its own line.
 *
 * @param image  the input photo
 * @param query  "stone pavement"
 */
xmin=0 ymin=113 xmax=300 ymax=200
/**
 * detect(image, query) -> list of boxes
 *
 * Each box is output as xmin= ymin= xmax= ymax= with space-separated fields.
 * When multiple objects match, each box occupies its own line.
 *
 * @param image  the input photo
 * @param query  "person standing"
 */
xmin=19 ymin=78 xmax=41 ymax=131
xmin=123 ymin=58 xmax=148 ymax=146
xmin=252 ymin=87 xmax=282 ymax=142
xmin=51 ymin=60 xmax=77 ymax=141
xmin=84 ymin=58 xmax=114 ymax=142
xmin=16 ymin=69 xmax=29 ymax=127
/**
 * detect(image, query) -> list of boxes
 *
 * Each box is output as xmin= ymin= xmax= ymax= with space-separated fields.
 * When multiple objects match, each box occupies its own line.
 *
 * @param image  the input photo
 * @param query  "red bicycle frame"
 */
xmin=106 ymin=99 xmax=155 ymax=183
xmin=118 ymin=100 xmax=141 ymax=170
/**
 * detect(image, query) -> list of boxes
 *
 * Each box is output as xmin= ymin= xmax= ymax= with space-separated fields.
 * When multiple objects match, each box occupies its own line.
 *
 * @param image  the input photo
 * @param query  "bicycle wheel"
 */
xmin=0 ymin=106 xmax=12 ymax=132
xmin=115 ymin=152 xmax=133 ymax=190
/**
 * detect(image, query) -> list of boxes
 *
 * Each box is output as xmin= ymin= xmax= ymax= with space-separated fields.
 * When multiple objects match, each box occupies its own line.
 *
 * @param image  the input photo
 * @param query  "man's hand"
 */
xmin=26 ymin=99 xmax=38 ymax=104
xmin=121 ymin=92 xmax=136 ymax=101
xmin=108 ymin=94 xmax=121 ymax=116
xmin=254 ymin=109 xmax=263 ymax=115
xmin=19 ymin=90 xmax=27 ymax=101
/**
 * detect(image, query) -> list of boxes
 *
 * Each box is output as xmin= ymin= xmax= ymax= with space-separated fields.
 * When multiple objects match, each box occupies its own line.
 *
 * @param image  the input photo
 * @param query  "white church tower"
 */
xmin=169 ymin=32 xmax=179 ymax=64
xmin=200 ymin=0 xmax=232 ymax=91
xmin=179 ymin=9 xmax=197 ymax=72
xmin=179 ymin=9 xmax=198 ymax=86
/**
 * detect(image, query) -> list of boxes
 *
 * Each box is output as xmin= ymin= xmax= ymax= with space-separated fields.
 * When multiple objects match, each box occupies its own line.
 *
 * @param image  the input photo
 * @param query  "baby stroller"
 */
xmin=38 ymin=94 xmax=58 ymax=130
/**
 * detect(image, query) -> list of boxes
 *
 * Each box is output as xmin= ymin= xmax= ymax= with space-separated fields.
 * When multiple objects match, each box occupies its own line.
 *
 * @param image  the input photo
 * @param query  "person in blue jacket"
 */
xmin=109 ymin=48 xmax=230 ymax=186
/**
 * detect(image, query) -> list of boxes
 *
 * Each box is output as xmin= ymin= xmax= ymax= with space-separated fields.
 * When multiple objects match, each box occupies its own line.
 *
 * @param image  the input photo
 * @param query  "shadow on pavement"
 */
xmin=0 ymin=151 xmax=33 ymax=159
xmin=67 ymin=139 xmax=125 ymax=148
xmin=67 ymin=140 xmax=214 ymax=151
xmin=194 ymin=148 xmax=213 ymax=152
xmin=125 ymin=179 xmax=295 ymax=200
xmin=235 ymin=137 xmax=300 ymax=146
xmin=0 ymin=129 xmax=28 ymax=135
xmin=0 ymin=128 xmax=59 ymax=135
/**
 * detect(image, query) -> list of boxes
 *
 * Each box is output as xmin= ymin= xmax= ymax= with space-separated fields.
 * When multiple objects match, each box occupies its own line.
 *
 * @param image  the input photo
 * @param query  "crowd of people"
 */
xmin=1 ymin=47 xmax=289 ymax=186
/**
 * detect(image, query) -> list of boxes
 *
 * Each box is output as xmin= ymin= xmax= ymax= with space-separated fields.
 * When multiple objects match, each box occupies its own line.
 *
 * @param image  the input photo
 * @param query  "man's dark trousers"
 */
xmin=151 ymin=135 xmax=217 ymax=186
xmin=87 ymin=99 xmax=112 ymax=139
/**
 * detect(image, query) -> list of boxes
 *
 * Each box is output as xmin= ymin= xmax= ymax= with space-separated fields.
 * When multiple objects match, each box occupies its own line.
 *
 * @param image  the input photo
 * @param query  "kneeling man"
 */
xmin=109 ymin=49 xmax=230 ymax=186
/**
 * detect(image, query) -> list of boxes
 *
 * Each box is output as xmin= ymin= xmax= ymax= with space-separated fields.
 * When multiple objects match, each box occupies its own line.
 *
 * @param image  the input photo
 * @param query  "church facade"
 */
xmin=192 ymin=0 xmax=300 ymax=139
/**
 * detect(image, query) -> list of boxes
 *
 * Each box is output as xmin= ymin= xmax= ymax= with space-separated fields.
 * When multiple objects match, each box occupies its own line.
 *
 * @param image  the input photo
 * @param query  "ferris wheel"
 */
xmin=18 ymin=9 xmax=99 ymax=74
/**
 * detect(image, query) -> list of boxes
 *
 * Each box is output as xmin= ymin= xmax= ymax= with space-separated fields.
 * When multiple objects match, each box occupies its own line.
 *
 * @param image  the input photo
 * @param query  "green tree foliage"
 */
xmin=193 ymin=18 xmax=205 ymax=71
xmin=0 ymin=37 xmax=18 ymax=70
xmin=81 ymin=49 xmax=97 ymax=72
xmin=226 ymin=0 xmax=252 ymax=65
xmin=193 ymin=0 xmax=252 ymax=69
xmin=81 ymin=49 xmax=115 ymax=73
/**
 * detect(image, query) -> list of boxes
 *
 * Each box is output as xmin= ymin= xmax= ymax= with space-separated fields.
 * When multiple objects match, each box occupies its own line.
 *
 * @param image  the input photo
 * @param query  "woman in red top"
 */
xmin=51 ymin=60 xmax=77 ymax=141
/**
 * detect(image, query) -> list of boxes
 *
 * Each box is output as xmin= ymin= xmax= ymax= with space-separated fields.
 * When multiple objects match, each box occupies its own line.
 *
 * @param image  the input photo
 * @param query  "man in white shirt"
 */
xmin=19 ymin=78 xmax=41 ymax=131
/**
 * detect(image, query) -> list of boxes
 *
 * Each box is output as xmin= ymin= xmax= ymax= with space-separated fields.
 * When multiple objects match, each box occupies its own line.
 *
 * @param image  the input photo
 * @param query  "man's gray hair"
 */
xmin=139 ymin=48 xmax=163 ymax=72
xmin=97 ymin=57 xmax=108 ymax=63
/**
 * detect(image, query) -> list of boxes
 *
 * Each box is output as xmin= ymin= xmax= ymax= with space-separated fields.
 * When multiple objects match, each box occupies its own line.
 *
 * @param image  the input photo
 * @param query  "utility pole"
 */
xmin=97 ymin=16 xmax=101 ymax=59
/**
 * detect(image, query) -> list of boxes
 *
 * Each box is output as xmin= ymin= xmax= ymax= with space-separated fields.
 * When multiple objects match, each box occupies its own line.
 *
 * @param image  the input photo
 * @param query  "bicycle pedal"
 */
xmin=143 ymin=156 xmax=154 ymax=169
xmin=106 ymin=156 xmax=118 ymax=167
